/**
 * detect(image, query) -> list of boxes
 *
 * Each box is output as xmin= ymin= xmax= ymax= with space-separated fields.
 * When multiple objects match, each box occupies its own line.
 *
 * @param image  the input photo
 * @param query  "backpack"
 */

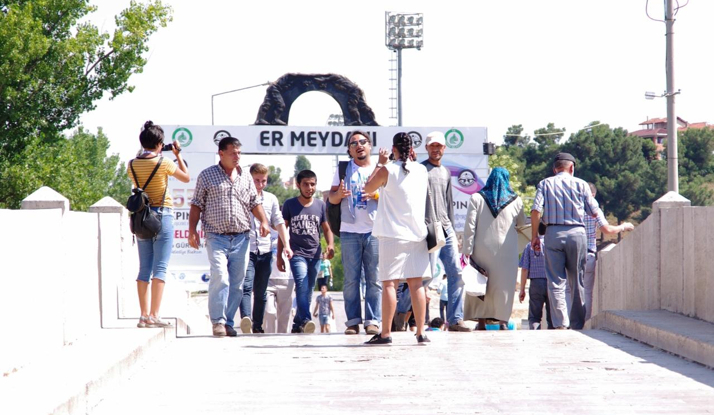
xmin=127 ymin=157 xmax=166 ymax=239
xmin=326 ymin=161 xmax=349 ymax=237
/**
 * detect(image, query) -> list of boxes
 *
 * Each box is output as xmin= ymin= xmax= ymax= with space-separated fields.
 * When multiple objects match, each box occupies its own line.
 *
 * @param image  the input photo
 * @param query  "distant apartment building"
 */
xmin=630 ymin=116 xmax=712 ymax=158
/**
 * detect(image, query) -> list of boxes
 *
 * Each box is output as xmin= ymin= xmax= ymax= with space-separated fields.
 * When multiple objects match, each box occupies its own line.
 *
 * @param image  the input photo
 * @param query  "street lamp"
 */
xmin=385 ymin=11 xmax=423 ymax=126
xmin=211 ymin=82 xmax=271 ymax=125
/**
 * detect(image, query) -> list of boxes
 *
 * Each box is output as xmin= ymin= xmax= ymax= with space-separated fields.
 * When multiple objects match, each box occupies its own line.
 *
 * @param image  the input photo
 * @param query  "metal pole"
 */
xmin=397 ymin=48 xmax=403 ymax=127
xmin=211 ymin=82 xmax=270 ymax=127
xmin=665 ymin=0 xmax=678 ymax=193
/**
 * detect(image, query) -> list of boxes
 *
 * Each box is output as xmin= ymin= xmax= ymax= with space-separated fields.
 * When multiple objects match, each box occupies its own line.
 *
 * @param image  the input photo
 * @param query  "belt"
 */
xmin=218 ymin=231 xmax=248 ymax=236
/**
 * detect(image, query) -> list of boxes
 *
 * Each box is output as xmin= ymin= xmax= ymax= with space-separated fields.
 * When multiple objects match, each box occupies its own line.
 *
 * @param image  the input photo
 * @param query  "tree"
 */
xmin=562 ymin=123 xmax=658 ymax=223
xmin=264 ymin=165 xmax=299 ymax=206
xmin=673 ymin=127 xmax=714 ymax=206
xmin=293 ymin=155 xmax=311 ymax=177
xmin=0 ymin=0 xmax=172 ymax=209
xmin=0 ymin=127 xmax=131 ymax=210
xmin=522 ymin=123 xmax=565 ymax=187
xmin=502 ymin=124 xmax=531 ymax=148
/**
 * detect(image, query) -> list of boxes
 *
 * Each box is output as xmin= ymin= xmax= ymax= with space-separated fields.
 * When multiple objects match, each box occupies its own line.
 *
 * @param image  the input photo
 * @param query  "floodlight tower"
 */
xmin=385 ymin=12 xmax=423 ymax=127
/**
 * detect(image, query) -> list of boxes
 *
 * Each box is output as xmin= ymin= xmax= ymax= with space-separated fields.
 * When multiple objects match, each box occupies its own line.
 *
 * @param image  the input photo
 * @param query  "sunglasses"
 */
xmin=348 ymin=138 xmax=369 ymax=147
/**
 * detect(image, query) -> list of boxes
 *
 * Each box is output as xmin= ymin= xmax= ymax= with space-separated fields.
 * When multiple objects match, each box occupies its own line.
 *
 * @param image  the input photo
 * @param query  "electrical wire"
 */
xmin=645 ymin=0 xmax=665 ymax=23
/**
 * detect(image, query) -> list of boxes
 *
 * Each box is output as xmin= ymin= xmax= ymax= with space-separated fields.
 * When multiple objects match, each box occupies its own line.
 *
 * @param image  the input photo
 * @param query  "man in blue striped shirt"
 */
xmin=530 ymin=153 xmax=598 ymax=330
xmin=519 ymin=222 xmax=553 ymax=330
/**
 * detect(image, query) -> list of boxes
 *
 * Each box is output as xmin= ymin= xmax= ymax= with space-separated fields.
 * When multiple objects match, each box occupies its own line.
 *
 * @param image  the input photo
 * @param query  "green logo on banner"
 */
xmin=172 ymin=127 xmax=193 ymax=147
xmin=445 ymin=129 xmax=464 ymax=149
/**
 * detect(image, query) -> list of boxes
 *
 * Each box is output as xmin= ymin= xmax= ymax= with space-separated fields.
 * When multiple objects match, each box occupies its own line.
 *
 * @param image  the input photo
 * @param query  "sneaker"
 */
xmin=364 ymin=325 xmax=380 ymax=335
xmin=447 ymin=320 xmax=472 ymax=332
xmin=416 ymin=334 xmax=431 ymax=344
xmin=137 ymin=316 xmax=149 ymax=328
xmin=240 ymin=316 xmax=252 ymax=334
xmin=303 ymin=321 xmax=316 ymax=334
xmin=344 ymin=325 xmax=359 ymax=335
xmin=213 ymin=323 xmax=227 ymax=337
xmin=225 ymin=325 xmax=237 ymax=337
xmin=364 ymin=334 xmax=392 ymax=345
xmin=147 ymin=316 xmax=172 ymax=328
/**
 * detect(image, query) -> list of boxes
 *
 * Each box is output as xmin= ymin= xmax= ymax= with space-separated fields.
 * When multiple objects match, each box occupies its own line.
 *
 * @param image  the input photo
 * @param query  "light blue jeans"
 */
xmin=290 ymin=255 xmax=321 ymax=331
xmin=340 ymin=232 xmax=381 ymax=328
xmin=136 ymin=207 xmax=174 ymax=282
xmin=429 ymin=226 xmax=465 ymax=325
xmin=205 ymin=232 xmax=250 ymax=327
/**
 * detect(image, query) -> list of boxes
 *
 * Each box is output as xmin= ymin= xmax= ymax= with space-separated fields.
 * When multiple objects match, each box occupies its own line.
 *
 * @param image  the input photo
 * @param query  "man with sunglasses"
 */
xmin=328 ymin=131 xmax=382 ymax=335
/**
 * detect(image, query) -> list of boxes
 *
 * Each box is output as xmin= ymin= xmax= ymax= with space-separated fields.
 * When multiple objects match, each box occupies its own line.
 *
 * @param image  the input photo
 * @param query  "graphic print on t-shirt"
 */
xmin=289 ymin=214 xmax=320 ymax=236
xmin=350 ymin=169 xmax=368 ymax=211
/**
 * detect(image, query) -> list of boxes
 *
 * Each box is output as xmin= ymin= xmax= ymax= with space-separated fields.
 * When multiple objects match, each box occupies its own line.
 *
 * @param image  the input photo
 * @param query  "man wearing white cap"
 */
xmin=421 ymin=131 xmax=471 ymax=331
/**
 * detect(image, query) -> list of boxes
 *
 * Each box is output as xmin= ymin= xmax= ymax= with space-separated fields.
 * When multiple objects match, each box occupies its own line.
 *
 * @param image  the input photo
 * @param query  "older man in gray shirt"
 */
xmin=421 ymin=131 xmax=471 ymax=332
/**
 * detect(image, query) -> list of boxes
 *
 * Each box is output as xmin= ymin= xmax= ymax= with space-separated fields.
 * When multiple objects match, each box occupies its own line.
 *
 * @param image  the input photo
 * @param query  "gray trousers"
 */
xmin=544 ymin=225 xmax=587 ymax=329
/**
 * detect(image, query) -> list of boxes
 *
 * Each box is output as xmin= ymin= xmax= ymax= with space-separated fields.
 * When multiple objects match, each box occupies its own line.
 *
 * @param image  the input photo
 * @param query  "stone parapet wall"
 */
xmin=593 ymin=192 xmax=714 ymax=325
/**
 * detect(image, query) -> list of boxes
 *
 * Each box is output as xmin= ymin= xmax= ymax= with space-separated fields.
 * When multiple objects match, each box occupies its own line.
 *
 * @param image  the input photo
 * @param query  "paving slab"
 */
xmin=89 ymin=329 xmax=714 ymax=415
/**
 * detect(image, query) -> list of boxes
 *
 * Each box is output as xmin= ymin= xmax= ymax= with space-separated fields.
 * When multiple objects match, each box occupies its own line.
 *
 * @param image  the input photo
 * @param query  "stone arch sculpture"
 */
xmin=254 ymin=73 xmax=379 ymax=126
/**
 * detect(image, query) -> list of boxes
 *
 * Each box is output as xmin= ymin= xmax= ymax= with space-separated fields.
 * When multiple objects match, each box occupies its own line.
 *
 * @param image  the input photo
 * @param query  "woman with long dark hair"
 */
xmin=461 ymin=167 xmax=526 ymax=330
xmin=128 ymin=121 xmax=190 ymax=328
xmin=363 ymin=132 xmax=431 ymax=345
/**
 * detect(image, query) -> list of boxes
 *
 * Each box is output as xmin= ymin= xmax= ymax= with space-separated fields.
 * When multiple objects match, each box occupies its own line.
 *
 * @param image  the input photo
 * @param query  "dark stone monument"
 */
xmin=254 ymin=73 xmax=379 ymax=126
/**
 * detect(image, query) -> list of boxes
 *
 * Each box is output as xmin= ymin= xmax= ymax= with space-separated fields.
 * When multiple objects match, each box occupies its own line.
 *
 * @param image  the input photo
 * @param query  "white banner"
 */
xmin=163 ymin=125 xmax=487 ymax=155
xmin=162 ymin=125 xmax=490 ymax=287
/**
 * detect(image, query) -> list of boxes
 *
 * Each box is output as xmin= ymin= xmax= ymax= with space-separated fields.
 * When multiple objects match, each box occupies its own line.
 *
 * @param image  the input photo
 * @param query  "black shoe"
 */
xmin=252 ymin=327 xmax=265 ymax=334
xmin=291 ymin=326 xmax=303 ymax=334
xmin=225 ymin=325 xmax=237 ymax=337
xmin=416 ymin=334 xmax=431 ymax=345
xmin=364 ymin=334 xmax=392 ymax=345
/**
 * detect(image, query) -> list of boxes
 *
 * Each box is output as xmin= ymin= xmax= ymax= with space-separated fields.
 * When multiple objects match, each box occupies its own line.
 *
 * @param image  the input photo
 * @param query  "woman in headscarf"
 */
xmin=461 ymin=167 xmax=526 ymax=330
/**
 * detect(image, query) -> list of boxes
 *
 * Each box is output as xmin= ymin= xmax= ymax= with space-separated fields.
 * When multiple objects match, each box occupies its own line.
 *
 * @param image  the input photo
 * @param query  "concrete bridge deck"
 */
xmin=89 ymin=329 xmax=714 ymax=415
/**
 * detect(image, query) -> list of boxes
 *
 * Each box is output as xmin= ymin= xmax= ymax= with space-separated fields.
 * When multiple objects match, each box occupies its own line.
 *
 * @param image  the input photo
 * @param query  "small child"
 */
xmin=518 ymin=223 xmax=553 ymax=330
xmin=313 ymin=285 xmax=335 ymax=333
xmin=426 ymin=317 xmax=444 ymax=331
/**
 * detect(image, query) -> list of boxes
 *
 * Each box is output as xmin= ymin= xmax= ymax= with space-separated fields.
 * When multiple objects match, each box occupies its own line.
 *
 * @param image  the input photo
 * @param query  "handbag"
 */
xmin=326 ymin=161 xmax=348 ymax=237
xmin=426 ymin=221 xmax=446 ymax=253
xmin=127 ymin=157 xmax=166 ymax=239
xmin=462 ymin=256 xmax=488 ymax=300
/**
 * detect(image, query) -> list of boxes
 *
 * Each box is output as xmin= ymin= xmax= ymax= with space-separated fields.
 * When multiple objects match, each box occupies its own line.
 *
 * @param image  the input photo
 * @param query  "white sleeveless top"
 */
xmin=372 ymin=160 xmax=428 ymax=242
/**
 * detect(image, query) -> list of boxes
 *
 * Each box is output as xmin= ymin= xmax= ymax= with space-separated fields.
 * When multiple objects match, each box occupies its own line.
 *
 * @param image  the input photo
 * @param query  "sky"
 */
xmin=79 ymin=0 xmax=714 ymax=186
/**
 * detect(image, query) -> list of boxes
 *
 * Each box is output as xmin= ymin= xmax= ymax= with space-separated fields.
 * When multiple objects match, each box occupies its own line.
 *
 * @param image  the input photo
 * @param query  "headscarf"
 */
xmin=478 ymin=167 xmax=518 ymax=218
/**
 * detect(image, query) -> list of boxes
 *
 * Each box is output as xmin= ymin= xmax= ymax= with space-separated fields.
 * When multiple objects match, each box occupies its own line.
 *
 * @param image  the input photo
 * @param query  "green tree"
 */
xmin=503 ymin=124 xmax=531 ymax=148
xmin=673 ymin=127 xmax=714 ymax=206
xmin=0 ymin=127 xmax=131 ymax=210
xmin=522 ymin=123 xmax=565 ymax=186
xmin=264 ymin=165 xmax=299 ymax=205
xmin=562 ymin=123 xmax=658 ymax=222
xmin=293 ymin=155 xmax=311 ymax=177
xmin=0 ymin=0 xmax=172 ymax=208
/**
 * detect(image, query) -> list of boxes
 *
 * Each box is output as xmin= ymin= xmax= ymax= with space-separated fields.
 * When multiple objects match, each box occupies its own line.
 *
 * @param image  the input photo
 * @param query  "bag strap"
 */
xmin=130 ymin=156 xmax=167 ymax=213
xmin=338 ymin=160 xmax=348 ymax=181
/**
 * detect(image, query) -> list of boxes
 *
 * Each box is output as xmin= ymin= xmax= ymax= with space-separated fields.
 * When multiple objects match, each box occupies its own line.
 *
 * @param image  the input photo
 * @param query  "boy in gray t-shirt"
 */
xmin=313 ymin=285 xmax=334 ymax=333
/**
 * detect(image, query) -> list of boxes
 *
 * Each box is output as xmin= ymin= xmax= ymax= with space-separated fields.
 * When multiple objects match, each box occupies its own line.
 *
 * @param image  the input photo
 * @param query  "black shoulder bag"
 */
xmin=127 ymin=156 xmax=167 ymax=239
xmin=326 ymin=161 xmax=349 ymax=237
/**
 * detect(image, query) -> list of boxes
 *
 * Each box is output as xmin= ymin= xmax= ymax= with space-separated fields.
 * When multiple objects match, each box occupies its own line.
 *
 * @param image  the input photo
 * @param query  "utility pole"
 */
xmin=665 ymin=0 xmax=678 ymax=193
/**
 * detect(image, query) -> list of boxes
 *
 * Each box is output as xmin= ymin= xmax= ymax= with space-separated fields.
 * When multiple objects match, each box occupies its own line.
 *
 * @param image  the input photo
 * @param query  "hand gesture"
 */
xmin=259 ymin=220 xmax=270 ymax=237
xmin=337 ymin=179 xmax=351 ymax=200
xmin=277 ymin=255 xmax=286 ymax=272
xmin=188 ymin=230 xmax=201 ymax=249
xmin=283 ymin=246 xmax=294 ymax=260
xmin=378 ymin=148 xmax=390 ymax=165
xmin=531 ymin=236 xmax=541 ymax=252
xmin=171 ymin=140 xmax=182 ymax=156
xmin=361 ymin=190 xmax=378 ymax=201
xmin=519 ymin=288 xmax=526 ymax=303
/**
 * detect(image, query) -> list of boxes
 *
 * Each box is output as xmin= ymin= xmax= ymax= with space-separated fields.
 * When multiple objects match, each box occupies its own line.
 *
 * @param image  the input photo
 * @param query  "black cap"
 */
xmin=554 ymin=152 xmax=576 ymax=164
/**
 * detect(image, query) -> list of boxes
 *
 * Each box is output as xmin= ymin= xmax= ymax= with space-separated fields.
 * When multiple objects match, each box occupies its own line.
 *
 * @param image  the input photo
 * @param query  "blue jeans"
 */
xmin=206 ymin=232 xmax=250 ymax=327
xmin=340 ymin=232 xmax=381 ymax=328
xmin=290 ymin=255 xmax=321 ymax=331
xmin=429 ymin=226 xmax=464 ymax=325
xmin=239 ymin=252 xmax=273 ymax=330
xmin=136 ymin=207 xmax=174 ymax=282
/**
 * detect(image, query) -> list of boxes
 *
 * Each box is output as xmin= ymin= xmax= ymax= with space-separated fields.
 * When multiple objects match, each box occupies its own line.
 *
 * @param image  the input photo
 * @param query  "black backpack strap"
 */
xmin=129 ymin=156 xmax=163 ymax=190
xmin=338 ymin=160 xmax=348 ymax=181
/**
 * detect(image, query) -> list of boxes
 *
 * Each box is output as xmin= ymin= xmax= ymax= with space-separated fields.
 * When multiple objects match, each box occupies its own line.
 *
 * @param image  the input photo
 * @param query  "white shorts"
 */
xmin=377 ymin=237 xmax=430 ymax=282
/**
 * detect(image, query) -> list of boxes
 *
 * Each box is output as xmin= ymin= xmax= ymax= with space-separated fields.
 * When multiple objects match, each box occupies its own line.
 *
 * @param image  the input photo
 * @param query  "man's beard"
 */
xmin=300 ymin=190 xmax=313 ymax=199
